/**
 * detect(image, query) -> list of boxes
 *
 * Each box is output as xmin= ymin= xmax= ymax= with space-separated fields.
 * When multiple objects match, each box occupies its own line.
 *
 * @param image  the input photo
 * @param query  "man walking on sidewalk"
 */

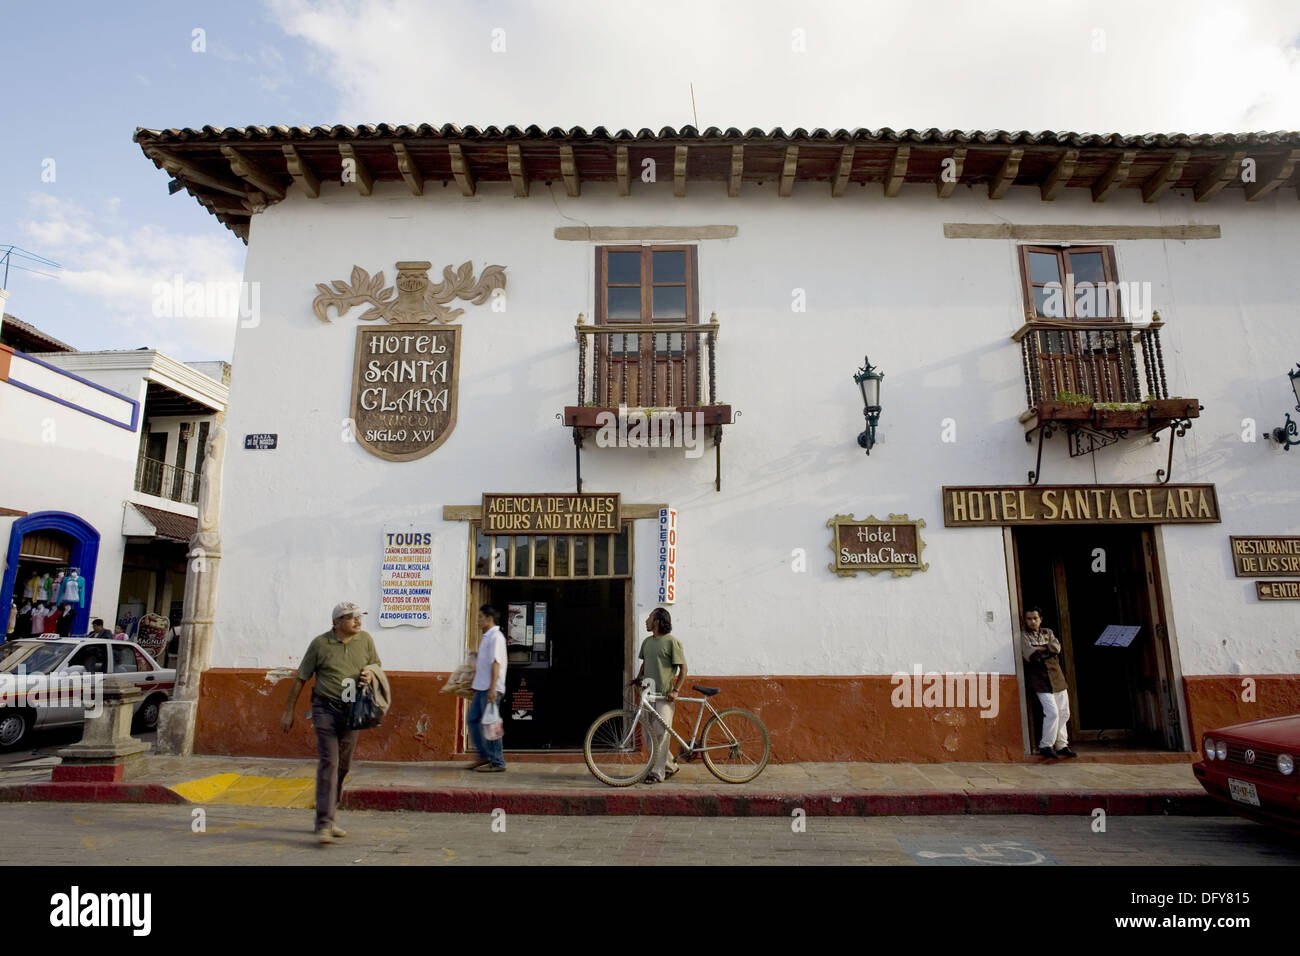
xmin=1021 ymin=606 xmax=1077 ymax=760
xmin=466 ymin=604 xmax=507 ymax=773
xmin=280 ymin=601 xmax=380 ymax=843
xmin=634 ymin=607 xmax=687 ymax=784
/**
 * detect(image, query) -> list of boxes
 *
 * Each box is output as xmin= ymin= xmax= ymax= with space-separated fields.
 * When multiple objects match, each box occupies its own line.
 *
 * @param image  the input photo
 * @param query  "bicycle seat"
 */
xmin=692 ymin=685 xmax=720 ymax=696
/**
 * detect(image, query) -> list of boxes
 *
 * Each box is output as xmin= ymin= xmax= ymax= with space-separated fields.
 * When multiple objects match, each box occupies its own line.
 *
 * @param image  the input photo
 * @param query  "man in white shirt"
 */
xmin=466 ymin=604 xmax=507 ymax=772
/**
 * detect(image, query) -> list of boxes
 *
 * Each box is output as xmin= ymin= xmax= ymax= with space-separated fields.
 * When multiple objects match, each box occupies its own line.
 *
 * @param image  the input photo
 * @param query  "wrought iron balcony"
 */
xmin=134 ymin=455 xmax=200 ymax=505
xmin=1010 ymin=312 xmax=1202 ymax=483
xmin=562 ymin=313 xmax=733 ymax=491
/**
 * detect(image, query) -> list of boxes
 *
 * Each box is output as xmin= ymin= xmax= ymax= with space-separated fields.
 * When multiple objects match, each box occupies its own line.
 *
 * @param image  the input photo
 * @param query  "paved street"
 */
xmin=1 ymin=803 xmax=1296 ymax=865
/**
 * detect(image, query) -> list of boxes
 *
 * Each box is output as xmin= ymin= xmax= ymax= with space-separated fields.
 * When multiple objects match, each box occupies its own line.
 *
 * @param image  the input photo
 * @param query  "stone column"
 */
xmin=156 ymin=426 xmax=226 ymax=755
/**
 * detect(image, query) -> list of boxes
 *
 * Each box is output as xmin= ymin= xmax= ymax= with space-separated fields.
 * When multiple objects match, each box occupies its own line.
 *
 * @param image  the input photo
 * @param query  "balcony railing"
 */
xmin=1011 ymin=315 xmax=1170 ymax=408
xmin=135 ymin=456 xmax=199 ymax=504
xmin=562 ymin=313 xmax=734 ymax=491
xmin=563 ymin=313 xmax=732 ymax=428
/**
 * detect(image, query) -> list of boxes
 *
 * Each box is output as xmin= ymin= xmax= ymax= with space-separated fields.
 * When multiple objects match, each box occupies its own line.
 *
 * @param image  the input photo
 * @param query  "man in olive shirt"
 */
xmin=634 ymin=607 xmax=687 ymax=783
xmin=1021 ymin=606 xmax=1076 ymax=759
xmin=281 ymin=602 xmax=380 ymax=843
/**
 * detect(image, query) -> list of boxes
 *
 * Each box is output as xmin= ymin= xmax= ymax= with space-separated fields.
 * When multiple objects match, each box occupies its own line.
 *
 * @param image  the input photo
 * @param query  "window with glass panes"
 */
xmin=472 ymin=524 xmax=631 ymax=579
xmin=1019 ymin=245 xmax=1121 ymax=320
xmin=595 ymin=246 xmax=699 ymax=406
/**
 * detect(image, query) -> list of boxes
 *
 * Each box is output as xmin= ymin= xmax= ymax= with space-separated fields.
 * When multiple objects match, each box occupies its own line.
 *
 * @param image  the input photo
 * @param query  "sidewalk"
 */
xmin=0 ymin=752 xmax=1219 ymax=817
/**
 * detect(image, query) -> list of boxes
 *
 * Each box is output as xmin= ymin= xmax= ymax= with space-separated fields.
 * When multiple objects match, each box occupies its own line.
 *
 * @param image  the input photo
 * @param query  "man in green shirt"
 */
xmin=634 ymin=607 xmax=687 ymax=784
xmin=281 ymin=602 xmax=380 ymax=843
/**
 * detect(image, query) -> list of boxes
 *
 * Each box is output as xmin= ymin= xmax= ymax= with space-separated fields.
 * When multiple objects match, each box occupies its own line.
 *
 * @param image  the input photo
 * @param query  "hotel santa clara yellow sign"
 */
xmin=942 ymin=484 xmax=1220 ymax=527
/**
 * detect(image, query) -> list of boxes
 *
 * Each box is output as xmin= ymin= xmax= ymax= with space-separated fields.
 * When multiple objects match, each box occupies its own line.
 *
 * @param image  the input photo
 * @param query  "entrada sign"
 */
xmin=942 ymin=484 xmax=1220 ymax=527
xmin=482 ymin=494 xmax=621 ymax=533
xmin=312 ymin=259 xmax=507 ymax=462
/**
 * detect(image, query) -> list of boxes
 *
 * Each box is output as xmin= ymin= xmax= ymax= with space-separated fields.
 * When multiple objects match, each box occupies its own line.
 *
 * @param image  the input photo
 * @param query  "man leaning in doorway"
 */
xmin=634 ymin=607 xmax=687 ymax=784
xmin=1021 ymin=606 xmax=1077 ymax=759
xmin=466 ymin=604 xmax=507 ymax=773
xmin=280 ymin=601 xmax=380 ymax=843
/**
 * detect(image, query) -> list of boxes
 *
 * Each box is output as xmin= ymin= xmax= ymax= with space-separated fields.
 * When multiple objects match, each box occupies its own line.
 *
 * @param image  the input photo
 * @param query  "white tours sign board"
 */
xmin=379 ymin=530 xmax=433 ymax=627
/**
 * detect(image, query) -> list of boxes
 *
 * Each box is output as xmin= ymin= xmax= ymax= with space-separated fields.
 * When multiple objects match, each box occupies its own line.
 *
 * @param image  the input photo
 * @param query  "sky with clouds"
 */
xmin=2 ymin=0 xmax=1297 ymax=361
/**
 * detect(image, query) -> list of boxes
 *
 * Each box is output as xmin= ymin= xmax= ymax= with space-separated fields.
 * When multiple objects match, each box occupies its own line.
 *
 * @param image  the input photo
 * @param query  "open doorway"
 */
xmin=1013 ymin=524 xmax=1182 ymax=751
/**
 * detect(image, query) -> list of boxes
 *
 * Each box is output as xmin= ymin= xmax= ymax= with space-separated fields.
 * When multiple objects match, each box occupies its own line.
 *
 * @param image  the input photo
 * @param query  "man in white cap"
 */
xmin=281 ymin=602 xmax=380 ymax=844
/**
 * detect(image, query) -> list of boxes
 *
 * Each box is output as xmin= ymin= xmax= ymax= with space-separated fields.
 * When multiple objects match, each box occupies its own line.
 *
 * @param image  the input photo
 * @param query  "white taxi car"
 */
xmin=0 ymin=636 xmax=176 ymax=748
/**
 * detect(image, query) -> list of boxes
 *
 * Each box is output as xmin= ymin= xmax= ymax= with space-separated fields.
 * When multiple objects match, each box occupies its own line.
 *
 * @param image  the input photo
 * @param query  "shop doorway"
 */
xmin=468 ymin=524 xmax=632 ymax=751
xmin=2 ymin=512 xmax=100 ymax=640
xmin=1013 ymin=524 xmax=1182 ymax=751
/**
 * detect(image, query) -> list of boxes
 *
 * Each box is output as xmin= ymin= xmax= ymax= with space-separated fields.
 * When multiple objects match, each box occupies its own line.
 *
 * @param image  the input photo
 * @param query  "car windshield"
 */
xmin=0 ymin=642 xmax=72 ymax=675
xmin=0 ymin=643 xmax=38 ymax=669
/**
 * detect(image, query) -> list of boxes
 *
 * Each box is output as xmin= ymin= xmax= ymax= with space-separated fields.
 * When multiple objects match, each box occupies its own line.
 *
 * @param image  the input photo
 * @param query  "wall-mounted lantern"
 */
xmin=853 ymin=356 xmax=884 ymax=454
xmin=1271 ymin=363 xmax=1300 ymax=451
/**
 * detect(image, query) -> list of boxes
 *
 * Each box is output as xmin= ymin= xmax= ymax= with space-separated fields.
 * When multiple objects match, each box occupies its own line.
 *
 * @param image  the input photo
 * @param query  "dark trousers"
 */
xmin=311 ymin=697 xmax=358 ymax=829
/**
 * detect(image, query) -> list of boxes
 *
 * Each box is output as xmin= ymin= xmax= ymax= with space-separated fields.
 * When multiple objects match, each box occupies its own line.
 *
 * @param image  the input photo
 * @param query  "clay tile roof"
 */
xmin=129 ymin=504 xmax=196 ymax=543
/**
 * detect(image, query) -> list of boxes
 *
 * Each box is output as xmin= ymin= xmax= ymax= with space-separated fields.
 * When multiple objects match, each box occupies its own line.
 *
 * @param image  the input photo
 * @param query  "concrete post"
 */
xmin=53 ymin=677 xmax=150 ymax=782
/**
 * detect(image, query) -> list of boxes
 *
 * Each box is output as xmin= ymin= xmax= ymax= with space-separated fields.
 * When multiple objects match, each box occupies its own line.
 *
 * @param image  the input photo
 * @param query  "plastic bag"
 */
xmin=482 ymin=700 xmax=504 ymax=741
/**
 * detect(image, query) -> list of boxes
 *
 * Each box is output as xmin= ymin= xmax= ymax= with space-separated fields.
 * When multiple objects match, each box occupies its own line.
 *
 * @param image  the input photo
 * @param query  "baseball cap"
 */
xmin=332 ymin=602 xmax=367 ymax=622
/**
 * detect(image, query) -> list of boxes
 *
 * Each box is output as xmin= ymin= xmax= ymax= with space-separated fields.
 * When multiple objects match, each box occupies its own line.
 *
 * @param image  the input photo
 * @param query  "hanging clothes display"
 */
xmin=42 ymin=605 xmax=59 ymax=634
xmin=35 ymin=574 xmax=53 ymax=602
xmin=29 ymin=604 xmax=50 ymax=635
xmin=15 ymin=602 xmax=33 ymax=639
xmin=55 ymin=605 xmax=75 ymax=637
xmin=57 ymin=570 xmax=84 ymax=608
xmin=23 ymin=574 xmax=40 ymax=601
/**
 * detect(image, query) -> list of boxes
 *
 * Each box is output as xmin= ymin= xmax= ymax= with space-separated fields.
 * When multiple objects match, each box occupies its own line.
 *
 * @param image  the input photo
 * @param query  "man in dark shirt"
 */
xmin=1020 ymin=606 xmax=1076 ymax=759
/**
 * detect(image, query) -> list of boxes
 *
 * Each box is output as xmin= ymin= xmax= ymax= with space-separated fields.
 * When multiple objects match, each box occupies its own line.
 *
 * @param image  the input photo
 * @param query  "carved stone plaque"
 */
xmin=828 ymin=513 xmax=929 ymax=578
xmin=351 ymin=324 xmax=460 ymax=461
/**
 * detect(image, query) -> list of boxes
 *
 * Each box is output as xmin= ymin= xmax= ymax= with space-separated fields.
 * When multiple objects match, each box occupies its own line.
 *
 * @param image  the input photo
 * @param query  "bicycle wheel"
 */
xmin=584 ymin=708 xmax=657 ymax=787
xmin=700 ymin=708 xmax=770 ymax=783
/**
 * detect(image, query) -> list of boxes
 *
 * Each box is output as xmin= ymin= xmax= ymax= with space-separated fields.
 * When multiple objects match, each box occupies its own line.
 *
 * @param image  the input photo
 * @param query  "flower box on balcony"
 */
xmin=1036 ymin=400 xmax=1093 ymax=423
xmin=563 ymin=404 xmax=734 ymax=429
xmin=1145 ymin=397 xmax=1200 ymax=422
xmin=1092 ymin=404 xmax=1149 ymax=430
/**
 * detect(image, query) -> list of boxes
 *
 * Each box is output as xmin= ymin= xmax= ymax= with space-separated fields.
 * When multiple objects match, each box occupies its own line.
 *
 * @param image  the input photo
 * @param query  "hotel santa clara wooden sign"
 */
xmin=942 ymin=484 xmax=1221 ymax=527
xmin=312 ymin=259 xmax=507 ymax=462
xmin=828 ymin=514 xmax=929 ymax=577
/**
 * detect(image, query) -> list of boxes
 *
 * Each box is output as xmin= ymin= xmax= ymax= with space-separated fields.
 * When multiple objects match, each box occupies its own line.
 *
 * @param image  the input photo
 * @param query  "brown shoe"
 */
xmin=475 ymin=764 xmax=506 ymax=773
xmin=464 ymin=759 xmax=490 ymax=771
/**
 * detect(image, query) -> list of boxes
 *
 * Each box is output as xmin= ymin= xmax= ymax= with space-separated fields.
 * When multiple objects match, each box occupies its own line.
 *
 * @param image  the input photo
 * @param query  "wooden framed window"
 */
xmin=595 ymin=245 xmax=700 ymax=406
xmin=1019 ymin=245 xmax=1122 ymax=320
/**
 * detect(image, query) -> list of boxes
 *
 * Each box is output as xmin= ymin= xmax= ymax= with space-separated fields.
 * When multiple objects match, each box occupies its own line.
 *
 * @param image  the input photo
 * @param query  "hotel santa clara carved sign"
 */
xmin=828 ymin=514 xmax=929 ymax=577
xmin=942 ymin=484 xmax=1221 ymax=527
xmin=312 ymin=259 xmax=507 ymax=461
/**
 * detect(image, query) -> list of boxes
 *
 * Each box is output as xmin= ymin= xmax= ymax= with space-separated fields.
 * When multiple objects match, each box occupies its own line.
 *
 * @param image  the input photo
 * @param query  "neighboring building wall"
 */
xmin=200 ymin=180 xmax=1300 ymax=760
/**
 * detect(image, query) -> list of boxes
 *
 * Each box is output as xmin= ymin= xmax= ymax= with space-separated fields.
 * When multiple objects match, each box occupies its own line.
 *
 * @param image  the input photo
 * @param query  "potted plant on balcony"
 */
xmin=1144 ymin=395 xmax=1201 ymax=422
xmin=1036 ymin=391 xmax=1094 ymax=423
xmin=1092 ymin=401 xmax=1149 ymax=430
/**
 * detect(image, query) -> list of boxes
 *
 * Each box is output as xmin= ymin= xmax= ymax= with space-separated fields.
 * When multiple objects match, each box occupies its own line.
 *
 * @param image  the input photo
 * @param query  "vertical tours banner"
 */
xmin=380 ymin=530 xmax=433 ymax=627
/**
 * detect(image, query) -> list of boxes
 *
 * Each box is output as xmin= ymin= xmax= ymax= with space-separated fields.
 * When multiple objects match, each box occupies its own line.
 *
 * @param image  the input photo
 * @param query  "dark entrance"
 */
xmin=482 ymin=579 xmax=626 ymax=750
xmin=1013 ymin=524 xmax=1181 ymax=750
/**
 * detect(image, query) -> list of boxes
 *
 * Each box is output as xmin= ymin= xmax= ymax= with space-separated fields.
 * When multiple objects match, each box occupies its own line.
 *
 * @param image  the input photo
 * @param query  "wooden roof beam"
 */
xmin=779 ymin=145 xmax=798 ymax=197
xmin=337 ymin=144 xmax=373 ymax=196
xmin=281 ymin=145 xmax=319 ymax=198
xmin=1040 ymin=149 xmax=1078 ymax=201
xmin=884 ymin=146 xmax=910 ymax=197
xmin=1195 ymin=151 xmax=1247 ymax=202
xmin=936 ymin=147 xmax=965 ymax=198
xmin=507 ymin=145 xmax=529 ymax=198
xmin=1141 ymin=150 xmax=1189 ymax=203
xmin=145 ymin=147 xmax=251 ymax=200
xmin=392 ymin=143 xmax=424 ymax=196
xmin=729 ymin=145 xmax=744 ymax=197
xmin=1091 ymin=150 xmax=1137 ymax=202
xmin=988 ymin=148 xmax=1023 ymax=200
xmin=219 ymin=147 xmax=286 ymax=201
xmin=831 ymin=145 xmax=854 ymax=197
xmin=448 ymin=143 xmax=475 ymax=196
xmin=616 ymin=146 xmax=629 ymax=197
xmin=559 ymin=144 xmax=580 ymax=197
xmin=674 ymin=146 xmax=688 ymax=197
xmin=1244 ymin=148 xmax=1300 ymax=201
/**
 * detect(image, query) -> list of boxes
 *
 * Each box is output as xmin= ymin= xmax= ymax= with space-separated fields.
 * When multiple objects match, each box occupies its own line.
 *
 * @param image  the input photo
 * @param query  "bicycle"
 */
xmin=583 ymin=679 xmax=770 ymax=786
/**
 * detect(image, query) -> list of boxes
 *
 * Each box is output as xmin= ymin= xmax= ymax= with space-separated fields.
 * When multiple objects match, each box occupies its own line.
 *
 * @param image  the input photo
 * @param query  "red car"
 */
xmin=1194 ymin=715 xmax=1300 ymax=834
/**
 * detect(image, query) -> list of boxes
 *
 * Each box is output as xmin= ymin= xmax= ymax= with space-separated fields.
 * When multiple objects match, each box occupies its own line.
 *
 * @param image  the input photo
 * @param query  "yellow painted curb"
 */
xmin=168 ymin=773 xmax=315 ymax=808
